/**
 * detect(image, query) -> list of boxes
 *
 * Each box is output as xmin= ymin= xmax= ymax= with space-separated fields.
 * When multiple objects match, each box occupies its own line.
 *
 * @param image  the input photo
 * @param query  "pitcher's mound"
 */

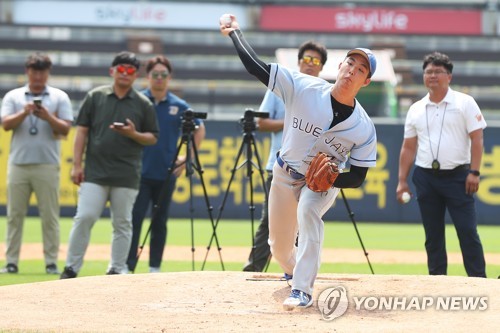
xmin=0 ymin=271 xmax=498 ymax=332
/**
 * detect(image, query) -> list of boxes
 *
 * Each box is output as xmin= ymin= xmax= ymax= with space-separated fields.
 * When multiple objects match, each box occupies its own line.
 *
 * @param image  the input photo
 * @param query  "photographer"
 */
xmin=1 ymin=52 xmax=73 ymax=275
xmin=126 ymin=55 xmax=205 ymax=273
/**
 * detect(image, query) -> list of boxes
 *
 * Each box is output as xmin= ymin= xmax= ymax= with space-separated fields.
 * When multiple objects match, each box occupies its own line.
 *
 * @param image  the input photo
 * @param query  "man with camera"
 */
xmin=126 ymin=55 xmax=205 ymax=273
xmin=1 ymin=52 xmax=73 ymax=274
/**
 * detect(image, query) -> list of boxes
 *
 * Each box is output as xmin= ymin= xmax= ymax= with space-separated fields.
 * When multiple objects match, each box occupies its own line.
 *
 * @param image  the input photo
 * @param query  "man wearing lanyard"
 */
xmin=1 ymin=52 xmax=73 ymax=275
xmin=397 ymin=51 xmax=486 ymax=277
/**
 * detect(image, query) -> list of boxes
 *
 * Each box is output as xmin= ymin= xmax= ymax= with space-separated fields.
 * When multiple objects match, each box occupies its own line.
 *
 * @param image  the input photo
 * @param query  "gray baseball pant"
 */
xmin=65 ymin=182 xmax=138 ymax=273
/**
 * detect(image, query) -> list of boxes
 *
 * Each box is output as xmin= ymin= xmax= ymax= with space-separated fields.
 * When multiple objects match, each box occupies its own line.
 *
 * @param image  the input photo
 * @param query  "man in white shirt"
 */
xmin=397 ymin=51 xmax=486 ymax=278
xmin=1 ymin=52 xmax=73 ymax=275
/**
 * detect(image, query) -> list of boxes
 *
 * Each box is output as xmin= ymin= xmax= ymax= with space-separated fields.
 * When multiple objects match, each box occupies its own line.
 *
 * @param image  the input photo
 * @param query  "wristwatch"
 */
xmin=469 ymin=169 xmax=480 ymax=176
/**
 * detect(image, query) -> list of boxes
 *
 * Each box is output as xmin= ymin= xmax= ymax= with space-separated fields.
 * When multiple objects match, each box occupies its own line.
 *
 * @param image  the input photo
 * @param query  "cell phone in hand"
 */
xmin=113 ymin=122 xmax=125 ymax=128
xmin=33 ymin=97 xmax=42 ymax=108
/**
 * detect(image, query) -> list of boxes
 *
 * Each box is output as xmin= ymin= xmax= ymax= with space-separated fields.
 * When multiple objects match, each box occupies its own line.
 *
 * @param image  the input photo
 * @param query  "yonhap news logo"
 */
xmin=317 ymin=286 xmax=349 ymax=321
xmin=352 ymin=295 xmax=488 ymax=311
xmin=317 ymin=285 xmax=488 ymax=321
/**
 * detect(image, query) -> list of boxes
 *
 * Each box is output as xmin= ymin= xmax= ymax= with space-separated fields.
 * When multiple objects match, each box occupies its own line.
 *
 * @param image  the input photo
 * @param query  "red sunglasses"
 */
xmin=116 ymin=65 xmax=137 ymax=75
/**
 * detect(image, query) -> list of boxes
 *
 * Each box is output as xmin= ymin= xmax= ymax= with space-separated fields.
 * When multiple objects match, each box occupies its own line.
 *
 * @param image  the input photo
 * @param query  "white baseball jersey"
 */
xmin=268 ymin=64 xmax=377 ymax=175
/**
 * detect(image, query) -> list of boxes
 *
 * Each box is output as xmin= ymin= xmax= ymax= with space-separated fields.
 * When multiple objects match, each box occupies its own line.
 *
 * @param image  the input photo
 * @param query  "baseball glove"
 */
xmin=305 ymin=152 xmax=339 ymax=192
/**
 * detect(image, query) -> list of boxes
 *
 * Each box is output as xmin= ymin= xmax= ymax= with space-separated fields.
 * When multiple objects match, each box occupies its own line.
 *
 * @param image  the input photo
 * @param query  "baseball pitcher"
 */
xmin=220 ymin=14 xmax=378 ymax=310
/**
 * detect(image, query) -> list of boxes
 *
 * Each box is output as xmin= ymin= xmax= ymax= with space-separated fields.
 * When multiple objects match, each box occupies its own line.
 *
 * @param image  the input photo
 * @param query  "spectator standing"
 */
xmin=60 ymin=51 xmax=159 ymax=278
xmin=397 ymin=52 xmax=486 ymax=277
xmin=243 ymin=41 xmax=327 ymax=272
xmin=1 ymin=52 xmax=73 ymax=274
xmin=126 ymin=55 xmax=205 ymax=273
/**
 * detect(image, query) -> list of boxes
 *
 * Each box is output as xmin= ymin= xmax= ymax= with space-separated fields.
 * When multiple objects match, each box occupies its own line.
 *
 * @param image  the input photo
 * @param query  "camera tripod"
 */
xmin=129 ymin=109 xmax=222 ymax=272
xmin=201 ymin=109 xmax=269 ymax=270
xmin=339 ymin=189 xmax=374 ymax=274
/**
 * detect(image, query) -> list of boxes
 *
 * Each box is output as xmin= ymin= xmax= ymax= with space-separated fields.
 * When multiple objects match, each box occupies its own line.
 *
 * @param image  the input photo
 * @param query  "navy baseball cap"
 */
xmin=347 ymin=48 xmax=377 ymax=78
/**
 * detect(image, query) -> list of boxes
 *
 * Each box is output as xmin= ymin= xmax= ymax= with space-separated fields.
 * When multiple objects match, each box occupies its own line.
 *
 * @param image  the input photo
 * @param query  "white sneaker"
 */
xmin=283 ymin=289 xmax=313 ymax=311
xmin=149 ymin=267 xmax=161 ymax=273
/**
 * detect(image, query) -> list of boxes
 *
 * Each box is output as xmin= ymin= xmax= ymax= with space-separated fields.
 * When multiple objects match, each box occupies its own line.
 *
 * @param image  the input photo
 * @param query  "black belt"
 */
xmin=419 ymin=164 xmax=470 ymax=175
xmin=277 ymin=155 xmax=304 ymax=180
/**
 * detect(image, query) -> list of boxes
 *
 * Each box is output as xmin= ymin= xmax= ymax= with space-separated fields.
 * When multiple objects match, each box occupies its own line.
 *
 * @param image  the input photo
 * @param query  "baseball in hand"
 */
xmin=402 ymin=192 xmax=411 ymax=204
xmin=220 ymin=14 xmax=232 ymax=27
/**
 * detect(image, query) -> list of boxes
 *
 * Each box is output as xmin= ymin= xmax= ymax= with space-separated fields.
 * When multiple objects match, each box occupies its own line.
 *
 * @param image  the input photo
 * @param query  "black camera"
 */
xmin=182 ymin=109 xmax=207 ymax=121
xmin=181 ymin=109 xmax=207 ymax=134
xmin=242 ymin=109 xmax=269 ymax=121
xmin=239 ymin=108 xmax=269 ymax=133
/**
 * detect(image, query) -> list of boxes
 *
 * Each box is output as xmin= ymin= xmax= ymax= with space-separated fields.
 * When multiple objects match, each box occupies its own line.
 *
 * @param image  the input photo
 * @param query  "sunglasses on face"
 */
xmin=116 ymin=65 xmax=137 ymax=75
xmin=302 ymin=56 xmax=321 ymax=66
xmin=151 ymin=71 xmax=169 ymax=79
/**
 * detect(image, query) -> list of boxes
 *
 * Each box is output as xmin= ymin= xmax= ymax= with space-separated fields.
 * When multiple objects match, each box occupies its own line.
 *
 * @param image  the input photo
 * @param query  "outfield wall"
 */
xmin=0 ymin=119 xmax=499 ymax=224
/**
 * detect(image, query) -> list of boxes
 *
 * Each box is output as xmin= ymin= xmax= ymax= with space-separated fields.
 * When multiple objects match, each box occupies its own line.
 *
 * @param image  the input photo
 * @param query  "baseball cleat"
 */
xmin=283 ymin=289 xmax=313 ymax=311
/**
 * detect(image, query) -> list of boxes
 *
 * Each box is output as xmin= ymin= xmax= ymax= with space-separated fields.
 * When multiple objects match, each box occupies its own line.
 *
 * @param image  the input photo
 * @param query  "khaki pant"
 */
xmin=6 ymin=164 xmax=60 ymax=265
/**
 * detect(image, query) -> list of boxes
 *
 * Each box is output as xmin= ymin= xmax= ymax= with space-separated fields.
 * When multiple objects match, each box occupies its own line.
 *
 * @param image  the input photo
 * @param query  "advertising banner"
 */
xmin=13 ymin=1 xmax=248 ymax=29
xmin=1 ymin=120 xmax=499 ymax=225
xmin=260 ymin=6 xmax=482 ymax=35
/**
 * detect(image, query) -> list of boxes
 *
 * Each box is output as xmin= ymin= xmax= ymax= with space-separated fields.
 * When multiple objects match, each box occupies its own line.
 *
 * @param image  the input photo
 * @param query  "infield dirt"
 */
xmin=1 ymin=243 xmax=499 ymax=332
xmin=0 ymin=271 xmax=498 ymax=332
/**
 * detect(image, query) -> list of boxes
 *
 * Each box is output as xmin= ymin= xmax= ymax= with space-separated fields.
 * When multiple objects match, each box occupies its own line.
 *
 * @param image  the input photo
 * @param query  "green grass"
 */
xmin=1 ymin=217 xmax=499 ymax=286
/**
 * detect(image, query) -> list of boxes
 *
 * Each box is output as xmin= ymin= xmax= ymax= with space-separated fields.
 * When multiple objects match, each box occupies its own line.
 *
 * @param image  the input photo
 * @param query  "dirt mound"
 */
xmin=0 ymin=271 xmax=498 ymax=332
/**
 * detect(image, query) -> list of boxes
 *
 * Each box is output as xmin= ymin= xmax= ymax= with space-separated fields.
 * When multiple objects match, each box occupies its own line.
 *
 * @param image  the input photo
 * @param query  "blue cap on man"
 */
xmin=347 ymin=48 xmax=377 ymax=78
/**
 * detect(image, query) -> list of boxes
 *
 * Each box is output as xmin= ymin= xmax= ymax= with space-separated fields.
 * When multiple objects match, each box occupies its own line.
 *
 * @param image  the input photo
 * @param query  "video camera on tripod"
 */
xmin=181 ymin=109 xmax=207 ymax=133
xmin=202 ymin=108 xmax=269 ymax=270
xmin=132 ymin=106 xmax=217 ymax=272
xmin=239 ymin=108 xmax=269 ymax=133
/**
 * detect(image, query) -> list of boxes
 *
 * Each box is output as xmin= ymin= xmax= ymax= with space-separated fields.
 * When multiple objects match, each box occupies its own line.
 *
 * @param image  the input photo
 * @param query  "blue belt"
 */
xmin=277 ymin=155 xmax=304 ymax=180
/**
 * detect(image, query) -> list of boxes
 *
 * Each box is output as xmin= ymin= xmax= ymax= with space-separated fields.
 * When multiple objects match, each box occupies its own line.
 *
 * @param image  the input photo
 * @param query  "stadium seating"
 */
xmin=0 ymin=22 xmax=499 ymax=120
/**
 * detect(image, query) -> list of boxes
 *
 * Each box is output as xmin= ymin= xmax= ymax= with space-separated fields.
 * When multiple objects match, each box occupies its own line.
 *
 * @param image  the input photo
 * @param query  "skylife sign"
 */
xmin=12 ymin=1 xmax=248 ymax=29
xmin=260 ymin=6 xmax=482 ymax=35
